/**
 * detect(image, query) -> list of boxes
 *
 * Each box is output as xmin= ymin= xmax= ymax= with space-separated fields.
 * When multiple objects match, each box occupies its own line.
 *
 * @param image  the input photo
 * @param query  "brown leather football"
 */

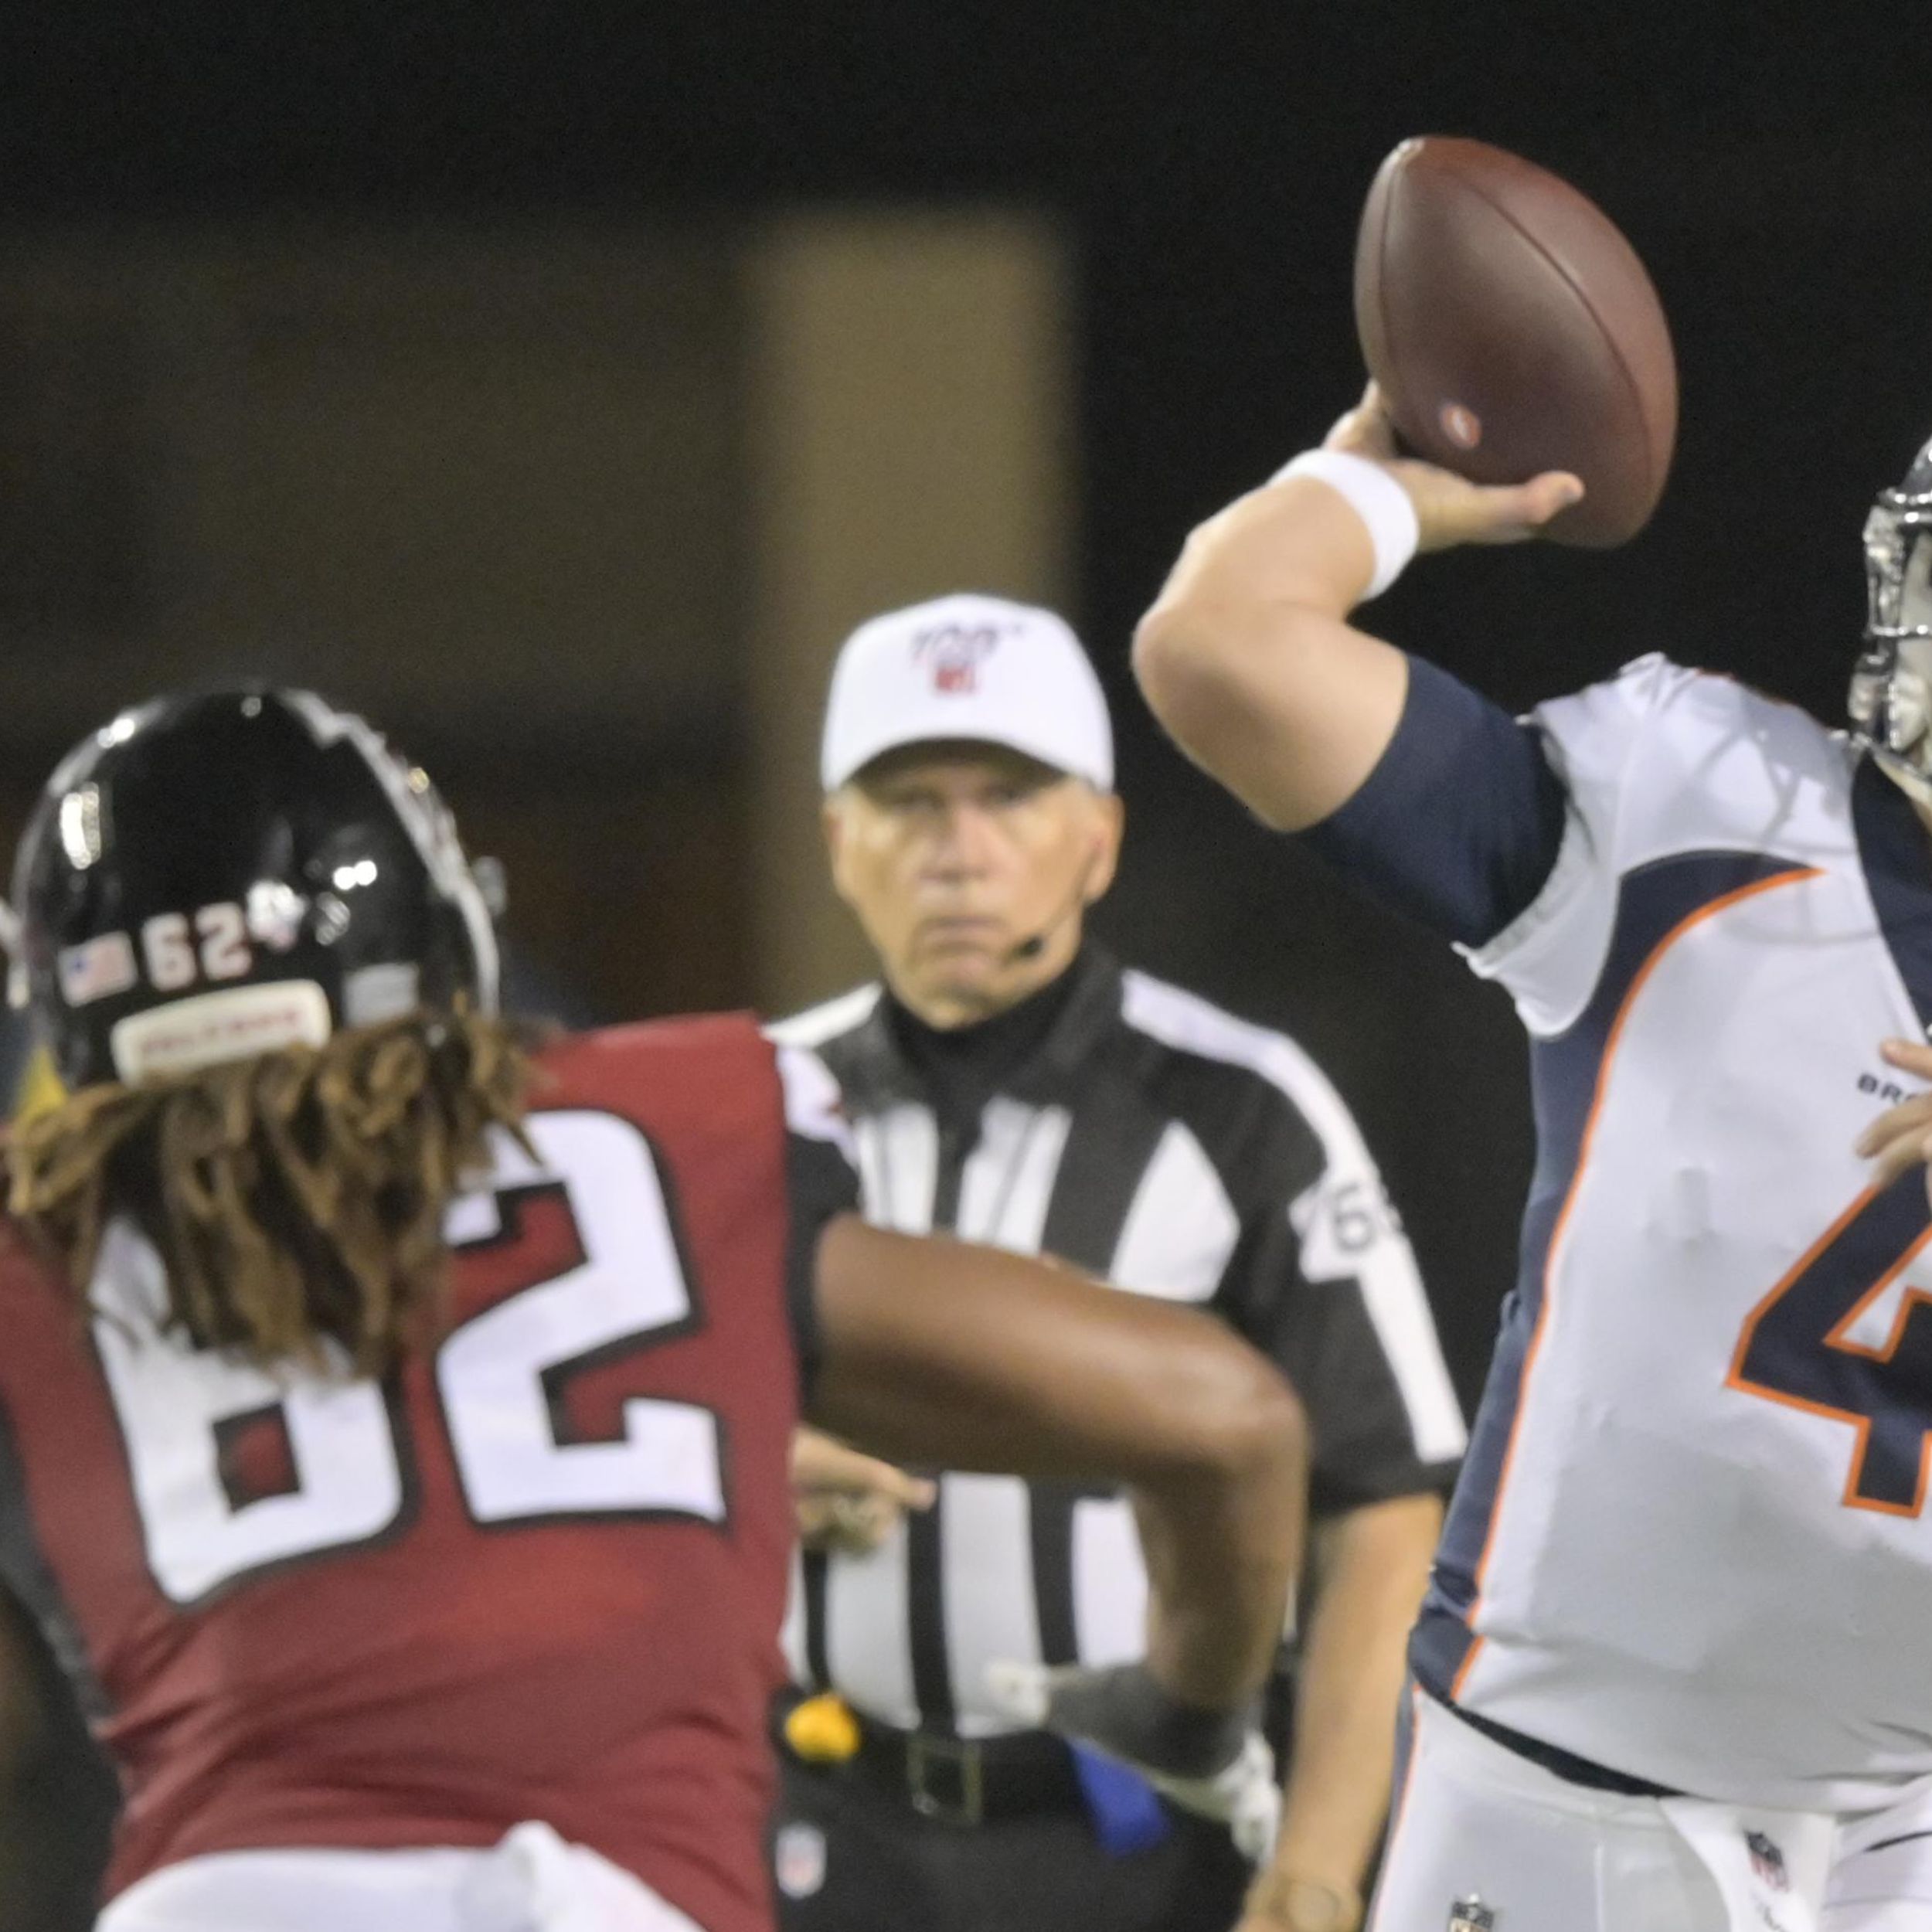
xmin=1353 ymin=136 xmax=1677 ymax=547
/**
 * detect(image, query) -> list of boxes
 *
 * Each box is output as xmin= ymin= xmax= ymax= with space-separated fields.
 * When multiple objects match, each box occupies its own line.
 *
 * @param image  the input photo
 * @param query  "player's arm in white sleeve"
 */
xmin=1131 ymin=384 xmax=1580 ymax=834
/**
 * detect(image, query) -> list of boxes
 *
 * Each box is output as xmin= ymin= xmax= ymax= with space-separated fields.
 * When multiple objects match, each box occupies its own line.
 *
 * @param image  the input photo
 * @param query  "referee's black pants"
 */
xmin=771 ymin=1754 xmax=1252 ymax=1932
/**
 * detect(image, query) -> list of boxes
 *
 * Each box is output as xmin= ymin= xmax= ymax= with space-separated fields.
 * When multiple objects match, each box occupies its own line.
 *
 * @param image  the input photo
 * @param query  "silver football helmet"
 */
xmin=1851 ymin=433 xmax=1932 ymax=805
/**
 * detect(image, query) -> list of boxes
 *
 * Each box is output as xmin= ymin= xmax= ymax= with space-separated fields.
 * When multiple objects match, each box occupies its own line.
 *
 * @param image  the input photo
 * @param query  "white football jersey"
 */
xmin=1413 ymin=654 xmax=1932 ymax=1810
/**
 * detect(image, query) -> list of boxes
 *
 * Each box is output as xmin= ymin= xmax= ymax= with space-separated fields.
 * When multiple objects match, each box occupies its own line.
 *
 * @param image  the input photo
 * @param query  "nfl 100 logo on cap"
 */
xmin=818 ymin=591 xmax=1114 ymax=793
xmin=913 ymin=614 xmax=1012 ymax=694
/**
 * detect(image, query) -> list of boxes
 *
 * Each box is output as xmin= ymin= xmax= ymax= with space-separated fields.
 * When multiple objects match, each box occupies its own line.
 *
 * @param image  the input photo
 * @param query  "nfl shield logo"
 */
xmin=913 ymin=620 xmax=1006 ymax=695
xmin=1746 ymin=1831 xmax=1790 ymax=1892
xmin=1447 ymin=1898 xmax=1495 ymax=1932
xmin=774 ymin=1821 xmax=827 ymax=1900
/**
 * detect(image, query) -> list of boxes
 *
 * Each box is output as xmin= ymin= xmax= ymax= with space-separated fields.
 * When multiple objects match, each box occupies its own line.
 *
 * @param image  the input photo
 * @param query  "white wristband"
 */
xmin=1272 ymin=448 xmax=1420 ymax=601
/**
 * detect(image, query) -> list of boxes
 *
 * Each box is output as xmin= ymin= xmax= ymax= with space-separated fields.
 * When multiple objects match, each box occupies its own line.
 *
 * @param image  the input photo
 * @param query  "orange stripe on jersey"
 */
xmin=1450 ymin=863 xmax=1821 ymax=1702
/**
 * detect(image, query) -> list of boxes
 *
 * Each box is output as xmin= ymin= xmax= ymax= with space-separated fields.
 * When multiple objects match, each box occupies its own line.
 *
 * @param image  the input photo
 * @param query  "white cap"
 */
xmin=819 ymin=594 xmax=1114 ymax=793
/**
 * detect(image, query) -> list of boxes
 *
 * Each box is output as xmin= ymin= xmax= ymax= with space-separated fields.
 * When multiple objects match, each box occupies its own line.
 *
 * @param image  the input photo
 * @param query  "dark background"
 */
xmin=2 ymin=5 xmax=1930 ymax=1920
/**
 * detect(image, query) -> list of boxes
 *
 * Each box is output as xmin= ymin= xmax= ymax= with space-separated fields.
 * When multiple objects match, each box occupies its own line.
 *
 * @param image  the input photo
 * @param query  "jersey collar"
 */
xmin=837 ymin=945 xmax=1126 ymax=1114
xmin=1854 ymin=748 xmax=1932 ymax=1039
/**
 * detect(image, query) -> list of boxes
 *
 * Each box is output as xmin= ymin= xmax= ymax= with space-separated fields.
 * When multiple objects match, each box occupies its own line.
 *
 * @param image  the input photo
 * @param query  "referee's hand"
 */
xmin=791 ymin=1427 xmax=937 ymax=1554
xmin=985 ymin=1659 xmax=1280 ymax=1862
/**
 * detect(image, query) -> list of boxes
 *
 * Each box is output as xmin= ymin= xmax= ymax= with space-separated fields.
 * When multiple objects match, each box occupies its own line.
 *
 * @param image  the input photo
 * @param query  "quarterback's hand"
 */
xmin=790 ymin=1427 xmax=936 ymax=1555
xmin=1856 ymin=1038 xmax=1932 ymax=1212
xmin=985 ymin=1659 xmax=1280 ymax=1862
xmin=1323 ymin=382 xmax=1583 ymax=552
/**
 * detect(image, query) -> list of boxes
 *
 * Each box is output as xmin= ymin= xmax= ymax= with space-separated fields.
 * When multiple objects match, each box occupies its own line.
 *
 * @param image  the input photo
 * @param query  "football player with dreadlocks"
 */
xmin=1129 ymin=388 xmax=1932 ymax=1932
xmin=0 ymin=689 xmax=1304 ymax=1932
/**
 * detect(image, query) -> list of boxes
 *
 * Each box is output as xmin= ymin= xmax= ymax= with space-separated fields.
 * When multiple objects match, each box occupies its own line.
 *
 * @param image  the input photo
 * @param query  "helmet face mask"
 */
xmin=1852 ymin=436 xmax=1932 ymax=807
xmin=12 ymin=689 xmax=501 ymax=1093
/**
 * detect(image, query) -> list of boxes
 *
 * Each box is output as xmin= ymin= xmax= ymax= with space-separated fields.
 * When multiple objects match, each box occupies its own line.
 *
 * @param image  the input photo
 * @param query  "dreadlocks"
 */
xmin=6 ymin=1005 xmax=532 ymax=1376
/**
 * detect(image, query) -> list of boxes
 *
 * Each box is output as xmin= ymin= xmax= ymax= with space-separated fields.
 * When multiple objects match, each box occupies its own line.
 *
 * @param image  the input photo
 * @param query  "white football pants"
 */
xmin=1826 ymin=1774 xmax=1932 ymax=1932
xmin=96 ymin=1821 xmax=706 ymax=1932
xmin=1369 ymin=1692 xmax=1835 ymax=1932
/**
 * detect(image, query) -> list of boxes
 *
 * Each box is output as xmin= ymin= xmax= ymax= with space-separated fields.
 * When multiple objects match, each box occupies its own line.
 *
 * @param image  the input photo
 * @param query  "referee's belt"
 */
xmin=779 ymin=1694 xmax=1086 ymax=1825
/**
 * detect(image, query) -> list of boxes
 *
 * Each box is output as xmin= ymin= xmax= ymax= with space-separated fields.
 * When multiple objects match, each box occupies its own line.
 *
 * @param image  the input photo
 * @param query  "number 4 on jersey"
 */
xmin=1730 ymin=1175 xmax=1932 ymax=1515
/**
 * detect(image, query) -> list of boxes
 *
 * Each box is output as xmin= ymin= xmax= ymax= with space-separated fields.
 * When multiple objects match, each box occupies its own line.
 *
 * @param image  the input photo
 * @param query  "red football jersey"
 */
xmin=0 ymin=1015 xmax=845 ymax=1932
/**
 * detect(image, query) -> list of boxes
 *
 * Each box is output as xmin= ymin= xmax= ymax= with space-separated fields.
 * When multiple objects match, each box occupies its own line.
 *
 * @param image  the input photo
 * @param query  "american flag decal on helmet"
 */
xmin=57 ymin=932 xmax=138 ymax=1008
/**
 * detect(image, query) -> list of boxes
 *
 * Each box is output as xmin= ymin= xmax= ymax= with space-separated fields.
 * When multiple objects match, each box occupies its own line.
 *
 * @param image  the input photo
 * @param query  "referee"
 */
xmin=768 ymin=594 xmax=1465 ymax=1932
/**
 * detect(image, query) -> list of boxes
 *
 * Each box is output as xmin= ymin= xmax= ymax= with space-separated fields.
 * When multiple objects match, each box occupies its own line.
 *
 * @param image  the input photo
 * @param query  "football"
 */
xmin=1352 ymin=135 xmax=1677 ymax=547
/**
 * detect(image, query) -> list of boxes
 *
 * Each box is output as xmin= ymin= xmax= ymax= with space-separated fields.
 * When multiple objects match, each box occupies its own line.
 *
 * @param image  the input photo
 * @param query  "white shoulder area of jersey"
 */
xmin=1530 ymin=652 xmax=1846 ymax=840
xmin=1117 ymin=969 xmax=1374 ymax=1174
xmin=1468 ymin=655 xmax=1848 ymax=1036
xmin=1521 ymin=648 xmax=1689 ymax=740
xmin=768 ymin=1041 xmax=861 ymax=1167
xmin=764 ymin=982 xmax=882 ymax=1049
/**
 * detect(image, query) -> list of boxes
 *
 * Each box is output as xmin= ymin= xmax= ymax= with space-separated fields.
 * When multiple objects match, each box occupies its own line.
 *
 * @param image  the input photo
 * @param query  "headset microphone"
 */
xmin=1005 ymin=855 xmax=1098 ymax=966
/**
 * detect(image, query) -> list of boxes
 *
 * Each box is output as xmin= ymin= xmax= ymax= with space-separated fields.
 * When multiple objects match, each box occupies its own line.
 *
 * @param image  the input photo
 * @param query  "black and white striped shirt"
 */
xmin=770 ymin=947 xmax=1465 ymax=1738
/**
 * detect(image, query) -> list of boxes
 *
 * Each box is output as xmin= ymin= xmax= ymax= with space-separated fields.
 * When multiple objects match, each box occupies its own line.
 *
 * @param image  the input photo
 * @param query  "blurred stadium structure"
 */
xmin=0 ymin=213 xmax=1069 ymax=1026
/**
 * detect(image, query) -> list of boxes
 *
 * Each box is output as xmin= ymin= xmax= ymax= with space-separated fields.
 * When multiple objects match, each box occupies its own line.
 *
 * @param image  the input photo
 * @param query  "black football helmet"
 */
xmin=12 ymin=688 xmax=500 ymax=1092
xmin=1852 ymin=434 xmax=1932 ymax=804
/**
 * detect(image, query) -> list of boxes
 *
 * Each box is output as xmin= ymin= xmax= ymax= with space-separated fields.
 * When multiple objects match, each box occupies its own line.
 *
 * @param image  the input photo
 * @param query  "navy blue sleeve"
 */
xmin=1295 ymin=655 xmax=1569 ymax=947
